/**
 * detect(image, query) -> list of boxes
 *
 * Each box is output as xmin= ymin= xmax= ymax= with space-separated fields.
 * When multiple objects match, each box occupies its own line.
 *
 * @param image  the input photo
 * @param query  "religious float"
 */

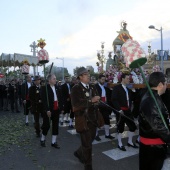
xmin=96 ymin=21 xmax=170 ymax=89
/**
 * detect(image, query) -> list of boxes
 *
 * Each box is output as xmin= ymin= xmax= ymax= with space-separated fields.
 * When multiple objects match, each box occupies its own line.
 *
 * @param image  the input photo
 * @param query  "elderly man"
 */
xmin=40 ymin=74 xmax=64 ymax=148
xmin=71 ymin=67 xmax=102 ymax=170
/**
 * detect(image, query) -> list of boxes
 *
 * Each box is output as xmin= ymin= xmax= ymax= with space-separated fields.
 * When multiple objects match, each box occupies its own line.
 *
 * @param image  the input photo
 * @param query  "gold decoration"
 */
xmin=118 ymin=62 xmax=131 ymax=74
xmin=21 ymin=59 xmax=30 ymax=66
xmin=37 ymin=38 xmax=46 ymax=49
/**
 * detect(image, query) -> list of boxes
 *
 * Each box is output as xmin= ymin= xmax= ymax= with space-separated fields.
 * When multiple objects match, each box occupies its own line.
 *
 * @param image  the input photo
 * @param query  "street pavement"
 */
xmin=0 ymin=109 xmax=139 ymax=170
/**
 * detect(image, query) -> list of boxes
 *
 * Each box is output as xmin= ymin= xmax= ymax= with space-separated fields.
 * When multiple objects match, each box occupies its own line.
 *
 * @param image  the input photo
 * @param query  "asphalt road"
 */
xmin=0 ymin=109 xmax=139 ymax=170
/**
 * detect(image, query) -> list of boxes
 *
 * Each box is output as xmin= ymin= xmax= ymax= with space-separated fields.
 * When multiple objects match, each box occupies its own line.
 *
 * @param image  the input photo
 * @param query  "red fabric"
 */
xmin=26 ymin=94 xmax=29 ymax=100
xmin=120 ymin=107 xmax=129 ymax=111
xmin=140 ymin=136 xmax=165 ymax=145
xmin=53 ymin=101 xmax=58 ymax=110
xmin=101 ymin=97 xmax=106 ymax=102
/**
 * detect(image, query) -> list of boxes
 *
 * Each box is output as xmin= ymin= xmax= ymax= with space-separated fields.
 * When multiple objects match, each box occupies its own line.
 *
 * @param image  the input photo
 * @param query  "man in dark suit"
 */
xmin=40 ymin=74 xmax=64 ymax=148
xmin=71 ymin=67 xmax=101 ymax=170
xmin=111 ymin=73 xmax=137 ymax=151
xmin=21 ymin=75 xmax=32 ymax=125
xmin=60 ymin=75 xmax=72 ymax=126
xmin=29 ymin=76 xmax=43 ymax=137
xmin=95 ymin=74 xmax=114 ymax=140
xmin=8 ymin=79 xmax=20 ymax=113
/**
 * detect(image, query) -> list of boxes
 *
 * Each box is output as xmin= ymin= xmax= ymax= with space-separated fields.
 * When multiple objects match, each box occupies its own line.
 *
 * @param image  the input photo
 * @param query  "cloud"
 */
xmin=52 ymin=0 xmax=170 ymax=75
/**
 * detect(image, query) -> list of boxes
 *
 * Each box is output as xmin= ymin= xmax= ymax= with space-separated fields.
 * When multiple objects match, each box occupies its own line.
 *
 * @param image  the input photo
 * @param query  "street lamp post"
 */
xmin=148 ymin=25 xmax=163 ymax=72
xmin=56 ymin=57 xmax=64 ymax=81
xmin=30 ymin=41 xmax=38 ymax=76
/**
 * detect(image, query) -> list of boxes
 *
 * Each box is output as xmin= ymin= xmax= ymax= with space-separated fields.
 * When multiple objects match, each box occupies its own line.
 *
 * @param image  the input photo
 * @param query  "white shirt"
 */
xmin=67 ymin=83 xmax=70 ymax=94
xmin=51 ymin=85 xmax=58 ymax=101
xmin=122 ymin=84 xmax=129 ymax=106
xmin=81 ymin=82 xmax=89 ymax=89
xmin=27 ymin=82 xmax=31 ymax=89
xmin=98 ymin=83 xmax=106 ymax=97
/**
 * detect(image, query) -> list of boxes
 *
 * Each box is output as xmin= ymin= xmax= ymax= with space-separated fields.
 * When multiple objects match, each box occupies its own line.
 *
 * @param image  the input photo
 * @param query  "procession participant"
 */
xmin=95 ymin=74 xmax=114 ymax=141
xmin=60 ymin=75 xmax=72 ymax=125
xmin=18 ymin=79 xmax=23 ymax=107
xmin=29 ymin=76 xmax=42 ymax=137
xmin=111 ymin=73 xmax=138 ymax=151
xmin=90 ymin=76 xmax=97 ymax=85
xmin=8 ymin=79 xmax=20 ymax=113
xmin=21 ymin=74 xmax=32 ymax=126
xmin=161 ymin=88 xmax=170 ymax=113
xmin=3 ymin=81 xmax=10 ymax=111
xmin=40 ymin=74 xmax=64 ymax=148
xmin=71 ymin=67 xmax=101 ymax=170
xmin=0 ymin=81 xmax=4 ymax=111
xmin=139 ymin=72 xmax=170 ymax=170
xmin=67 ymin=76 xmax=78 ymax=128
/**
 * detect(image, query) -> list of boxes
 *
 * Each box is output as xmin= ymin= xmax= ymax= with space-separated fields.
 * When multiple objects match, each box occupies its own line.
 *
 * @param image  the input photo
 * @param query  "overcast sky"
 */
xmin=0 ymin=0 xmax=170 ymax=75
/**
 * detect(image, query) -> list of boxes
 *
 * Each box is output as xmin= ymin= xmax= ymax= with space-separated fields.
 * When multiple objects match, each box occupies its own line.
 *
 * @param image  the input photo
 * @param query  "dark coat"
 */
xmin=61 ymin=83 xmax=72 ymax=111
xmin=8 ymin=84 xmax=19 ymax=99
xmin=139 ymin=90 xmax=170 ymax=144
xmin=111 ymin=84 xmax=134 ymax=111
xmin=71 ymin=82 xmax=98 ymax=119
xmin=161 ymin=88 xmax=170 ymax=113
xmin=29 ymin=85 xmax=43 ymax=113
xmin=95 ymin=83 xmax=112 ymax=114
xmin=21 ymin=82 xmax=32 ymax=100
xmin=41 ymin=84 xmax=63 ymax=113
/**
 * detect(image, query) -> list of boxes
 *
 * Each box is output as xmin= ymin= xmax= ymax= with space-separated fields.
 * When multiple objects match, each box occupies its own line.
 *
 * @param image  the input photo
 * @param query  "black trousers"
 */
xmin=41 ymin=110 xmax=60 ymax=136
xmin=33 ymin=112 xmax=40 ymax=134
xmin=116 ymin=110 xmax=137 ymax=133
xmin=76 ymin=122 xmax=97 ymax=170
xmin=10 ymin=97 xmax=19 ymax=112
xmin=23 ymin=100 xmax=31 ymax=115
xmin=101 ymin=112 xmax=110 ymax=125
xmin=139 ymin=143 xmax=167 ymax=170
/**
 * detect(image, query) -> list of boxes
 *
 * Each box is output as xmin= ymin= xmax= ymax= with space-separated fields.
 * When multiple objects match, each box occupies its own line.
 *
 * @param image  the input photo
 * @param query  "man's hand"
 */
xmin=91 ymin=96 xmax=100 ymax=103
xmin=47 ymin=111 xmax=51 ymax=117
xmin=119 ymin=110 xmax=124 ymax=115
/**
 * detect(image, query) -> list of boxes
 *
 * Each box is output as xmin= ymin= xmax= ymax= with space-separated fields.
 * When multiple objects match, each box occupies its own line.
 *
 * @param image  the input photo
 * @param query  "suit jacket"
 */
xmin=21 ymin=82 xmax=32 ymax=100
xmin=8 ymin=84 xmax=19 ymax=99
xmin=61 ymin=83 xmax=72 ymax=110
xmin=71 ymin=82 xmax=98 ymax=118
xmin=29 ymin=85 xmax=43 ymax=112
xmin=41 ymin=84 xmax=63 ymax=113
xmin=111 ymin=84 xmax=134 ymax=111
xmin=95 ymin=83 xmax=112 ymax=114
xmin=61 ymin=83 xmax=71 ymax=100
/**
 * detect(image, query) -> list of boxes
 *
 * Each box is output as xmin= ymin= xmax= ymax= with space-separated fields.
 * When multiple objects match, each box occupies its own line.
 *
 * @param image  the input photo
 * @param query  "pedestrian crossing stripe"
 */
xmin=66 ymin=130 xmax=139 ymax=144
xmin=103 ymin=146 xmax=139 ymax=160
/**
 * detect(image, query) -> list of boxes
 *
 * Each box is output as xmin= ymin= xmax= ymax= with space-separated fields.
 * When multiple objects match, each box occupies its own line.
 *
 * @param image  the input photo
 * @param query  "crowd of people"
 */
xmin=0 ymin=68 xmax=170 ymax=170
